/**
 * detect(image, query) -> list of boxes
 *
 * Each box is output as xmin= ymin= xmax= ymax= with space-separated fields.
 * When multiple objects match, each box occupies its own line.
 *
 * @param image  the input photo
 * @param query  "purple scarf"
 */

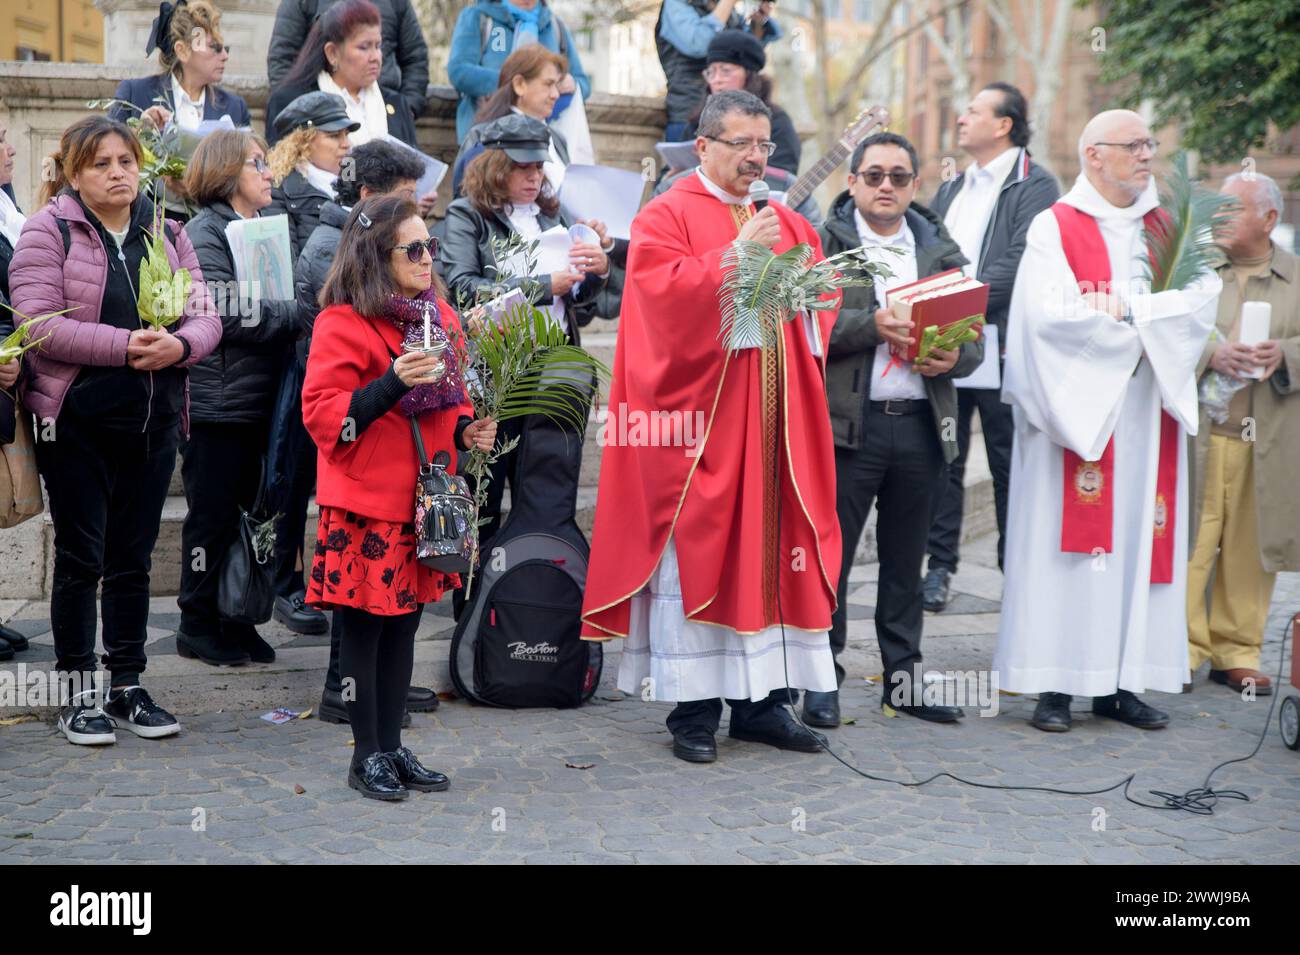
xmin=381 ymin=291 xmax=468 ymax=417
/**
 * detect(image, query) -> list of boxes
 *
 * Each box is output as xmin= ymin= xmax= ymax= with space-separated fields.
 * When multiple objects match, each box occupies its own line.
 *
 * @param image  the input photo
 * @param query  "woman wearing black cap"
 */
xmin=265 ymin=91 xmax=360 ymax=260
xmin=684 ymin=29 xmax=800 ymax=177
xmin=440 ymin=113 xmax=607 ymax=551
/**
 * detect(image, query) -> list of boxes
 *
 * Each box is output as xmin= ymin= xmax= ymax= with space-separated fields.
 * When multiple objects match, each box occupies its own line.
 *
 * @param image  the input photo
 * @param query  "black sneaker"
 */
xmin=274 ymin=592 xmax=328 ymax=635
xmin=58 ymin=693 xmax=116 ymax=746
xmin=103 ymin=686 xmax=181 ymax=739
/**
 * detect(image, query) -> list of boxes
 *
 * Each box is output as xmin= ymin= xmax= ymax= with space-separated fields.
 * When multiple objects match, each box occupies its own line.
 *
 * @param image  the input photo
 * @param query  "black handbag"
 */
xmin=217 ymin=458 xmax=277 ymax=625
xmin=410 ymin=417 xmax=476 ymax=574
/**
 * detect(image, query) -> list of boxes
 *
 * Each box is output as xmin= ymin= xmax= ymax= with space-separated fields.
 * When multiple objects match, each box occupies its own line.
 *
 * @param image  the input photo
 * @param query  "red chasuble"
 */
xmin=580 ymin=175 xmax=842 ymax=639
xmin=1050 ymin=203 xmax=1178 ymax=584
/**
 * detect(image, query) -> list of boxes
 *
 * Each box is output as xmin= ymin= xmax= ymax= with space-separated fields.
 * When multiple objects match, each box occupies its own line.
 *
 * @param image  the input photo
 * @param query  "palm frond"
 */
xmin=718 ymin=241 xmax=893 ymax=352
xmin=1144 ymin=151 xmax=1239 ymax=293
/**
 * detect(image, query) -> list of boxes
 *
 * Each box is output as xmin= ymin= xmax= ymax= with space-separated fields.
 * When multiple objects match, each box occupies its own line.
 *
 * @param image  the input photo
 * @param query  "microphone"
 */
xmin=748 ymin=179 xmax=770 ymax=212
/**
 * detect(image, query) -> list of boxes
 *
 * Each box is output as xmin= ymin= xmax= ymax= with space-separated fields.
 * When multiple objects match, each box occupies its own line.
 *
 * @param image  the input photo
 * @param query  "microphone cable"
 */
xmin=768 ymin=352 xmax=1287 ymax=815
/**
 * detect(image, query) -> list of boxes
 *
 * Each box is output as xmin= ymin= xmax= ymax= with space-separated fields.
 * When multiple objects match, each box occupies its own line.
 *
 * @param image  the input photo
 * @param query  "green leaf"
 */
xmin=1142 ymin=152 xmax=1237 ymax=293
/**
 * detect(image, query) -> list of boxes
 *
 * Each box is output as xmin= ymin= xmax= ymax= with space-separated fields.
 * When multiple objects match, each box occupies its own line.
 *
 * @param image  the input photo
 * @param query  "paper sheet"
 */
xmin=382 ymin=134 xmax=448 ymax=199
xmin=656 ymin=140 xmax=700 ymax=170
xmin=225 ymin=214 xmax=294 ymax=301
xmin=558 ymin=164 xmax=644 ymax=240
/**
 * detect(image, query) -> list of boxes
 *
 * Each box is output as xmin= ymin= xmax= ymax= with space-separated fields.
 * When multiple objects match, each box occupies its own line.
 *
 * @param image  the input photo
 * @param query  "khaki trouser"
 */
xmin=1187 ymin=433 xmax=1277 ymax=671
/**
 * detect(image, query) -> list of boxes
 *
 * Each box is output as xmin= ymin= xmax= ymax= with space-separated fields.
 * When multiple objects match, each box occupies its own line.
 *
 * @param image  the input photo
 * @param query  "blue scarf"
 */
xmin=504 ymin=1 xmax=542 ymax=47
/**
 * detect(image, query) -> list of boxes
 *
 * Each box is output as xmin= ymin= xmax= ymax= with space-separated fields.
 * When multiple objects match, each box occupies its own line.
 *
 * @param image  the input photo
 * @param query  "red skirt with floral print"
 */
xmin=306 ymin=506 xmax=458 ymax=615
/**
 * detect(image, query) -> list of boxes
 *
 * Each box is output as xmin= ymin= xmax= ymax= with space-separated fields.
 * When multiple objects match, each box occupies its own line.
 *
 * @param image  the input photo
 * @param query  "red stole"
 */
xmin=1049 ymin=203 xmax=1178 ymax=584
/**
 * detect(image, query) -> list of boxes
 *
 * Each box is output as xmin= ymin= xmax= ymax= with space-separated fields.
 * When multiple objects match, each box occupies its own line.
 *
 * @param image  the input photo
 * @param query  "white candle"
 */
xmin=423 ymin=306 xmax=431 ymax=350
xmin=1240 ymin=301 xmax=1271 ymax=379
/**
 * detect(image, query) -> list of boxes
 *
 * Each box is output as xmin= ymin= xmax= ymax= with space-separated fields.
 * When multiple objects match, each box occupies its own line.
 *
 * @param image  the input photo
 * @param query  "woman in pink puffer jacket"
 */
xmin=9 ymin=115 xmax=221 ymax=748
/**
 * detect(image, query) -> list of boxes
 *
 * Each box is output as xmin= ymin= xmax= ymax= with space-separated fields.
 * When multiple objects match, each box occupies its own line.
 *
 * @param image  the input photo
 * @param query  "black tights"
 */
xmin=336 ymin=606 xmax=421 ymax=768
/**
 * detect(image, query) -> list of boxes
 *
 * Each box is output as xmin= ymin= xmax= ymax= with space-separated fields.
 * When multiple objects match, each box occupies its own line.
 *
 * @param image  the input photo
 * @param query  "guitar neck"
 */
xmin=785 ymin=142 xmax=852 ymax=210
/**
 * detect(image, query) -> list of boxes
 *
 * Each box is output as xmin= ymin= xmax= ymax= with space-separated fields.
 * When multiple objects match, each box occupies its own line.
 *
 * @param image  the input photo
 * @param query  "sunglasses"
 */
xmin=853 ymin=169 xmax=917 ymax=187
xmin=392 ymin=238 xmax=439 ymax=263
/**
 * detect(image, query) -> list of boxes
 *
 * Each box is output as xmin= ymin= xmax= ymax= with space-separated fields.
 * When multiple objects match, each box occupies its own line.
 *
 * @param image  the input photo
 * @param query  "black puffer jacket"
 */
xmin=184 ymin=202 xmax=300 ymax=424
xmin=439 ymin=197 xmax=605 ymax=347
xmin=265 ymin=169 xmax=330 ymax=265
xmin=294 ymin=199 xmax=348 ymax=338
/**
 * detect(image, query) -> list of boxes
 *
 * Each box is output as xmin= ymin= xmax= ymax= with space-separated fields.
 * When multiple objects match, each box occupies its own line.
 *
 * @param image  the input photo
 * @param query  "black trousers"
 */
xmin=667 ymin=696 xmax=789 ymax=735
xmin=926 ymin=386 xmax=1013 ymax=574
xmin=830 ymin=404 xmax=946 ymax=690
xmin=35 ymin=412 xmax=178 ymax=688
xmin=177 ymin=421 xmax=268 ymax=637
xmin=272 ymin=415 xmax=318 ymax=599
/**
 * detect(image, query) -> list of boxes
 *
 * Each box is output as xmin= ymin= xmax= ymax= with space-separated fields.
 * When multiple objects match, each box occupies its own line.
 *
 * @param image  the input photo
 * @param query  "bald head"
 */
xmin=1077 ymin=109 xmax=1155 ymax=206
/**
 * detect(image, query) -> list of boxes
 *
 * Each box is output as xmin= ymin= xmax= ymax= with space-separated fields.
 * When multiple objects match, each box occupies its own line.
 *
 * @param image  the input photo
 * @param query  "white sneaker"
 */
xmin=58 ymin=691 xmax=117 ymax=746
xmin=102 ymin=686 xmax=181 ymax=739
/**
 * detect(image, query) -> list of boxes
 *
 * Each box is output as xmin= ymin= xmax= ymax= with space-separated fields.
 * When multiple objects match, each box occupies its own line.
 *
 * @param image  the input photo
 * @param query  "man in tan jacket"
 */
xmin=1188 ymin=172 xmax=1300 ymax=695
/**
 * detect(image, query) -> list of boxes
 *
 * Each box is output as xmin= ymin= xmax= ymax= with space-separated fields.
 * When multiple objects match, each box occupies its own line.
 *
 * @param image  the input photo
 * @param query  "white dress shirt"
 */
xmin=943 ymin=146 xmax=1019 ymax=275
xmin=170 ymin=74 xmax=206 ymax=130
xmin=854 ymin=209 xmax=926 ymax=400
xmin=505 ymin=201 xmax=569 ymax=335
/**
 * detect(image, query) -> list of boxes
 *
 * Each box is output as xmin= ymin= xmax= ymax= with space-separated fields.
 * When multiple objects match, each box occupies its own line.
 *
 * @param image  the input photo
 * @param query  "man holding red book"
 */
xmin=812 ymin=132 xmax=983 ymax=727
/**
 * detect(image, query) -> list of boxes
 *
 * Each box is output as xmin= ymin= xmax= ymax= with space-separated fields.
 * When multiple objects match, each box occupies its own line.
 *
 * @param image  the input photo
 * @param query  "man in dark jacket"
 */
xmin=921 ymin=82 xmax=1060 ymax=610
xmin=808 ymin=132 xmax=981 ymax=729
xmin=266 ymin=0 xmax=430 ymax=120
xmin=656 ymin=0 xmax=743 ymax=141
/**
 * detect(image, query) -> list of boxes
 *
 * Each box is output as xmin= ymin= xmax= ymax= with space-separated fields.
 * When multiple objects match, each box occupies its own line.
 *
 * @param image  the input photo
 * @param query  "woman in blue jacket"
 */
xmin=447 ymin=1 xmax=590 ymax=141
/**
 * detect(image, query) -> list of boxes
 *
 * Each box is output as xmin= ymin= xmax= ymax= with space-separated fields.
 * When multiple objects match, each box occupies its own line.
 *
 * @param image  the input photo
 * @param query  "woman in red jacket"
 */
xmin=304 ymin=193 xmax=495 ymax=801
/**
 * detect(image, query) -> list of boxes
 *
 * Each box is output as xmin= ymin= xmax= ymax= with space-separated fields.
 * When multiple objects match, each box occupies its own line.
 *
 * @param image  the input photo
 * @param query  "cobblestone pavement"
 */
xmin=2 ymin=532 xmax=1298 ymax=865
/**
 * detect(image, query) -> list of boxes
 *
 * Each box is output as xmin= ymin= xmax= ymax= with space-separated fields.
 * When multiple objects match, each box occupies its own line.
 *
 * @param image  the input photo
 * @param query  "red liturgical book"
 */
xmin=885 ymin=269 xmax=989 ymax=363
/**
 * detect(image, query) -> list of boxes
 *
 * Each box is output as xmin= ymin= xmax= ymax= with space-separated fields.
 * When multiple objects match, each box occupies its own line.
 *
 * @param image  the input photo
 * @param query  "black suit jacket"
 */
xmin=110 ymin=74 xmax=253 ymax=128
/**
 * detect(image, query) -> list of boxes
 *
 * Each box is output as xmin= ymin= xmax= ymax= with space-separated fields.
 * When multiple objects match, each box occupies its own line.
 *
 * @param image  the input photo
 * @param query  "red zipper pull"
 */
xmin=490 ymin=608 xmax=496 ymax=627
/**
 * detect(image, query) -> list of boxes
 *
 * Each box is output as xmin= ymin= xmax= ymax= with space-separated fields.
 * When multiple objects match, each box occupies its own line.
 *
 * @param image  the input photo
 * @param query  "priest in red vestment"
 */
xmin=580 ymin=90 xmax=842 ymax=763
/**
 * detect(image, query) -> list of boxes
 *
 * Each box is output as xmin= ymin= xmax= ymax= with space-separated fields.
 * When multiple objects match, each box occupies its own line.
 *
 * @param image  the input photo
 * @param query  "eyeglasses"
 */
xmin=392 ymin=238 xmax=439 ymax=263
xmin=705 ymin=136 xmax=777 ymax=157
xmin=702 ymin=63 xmax=744 ymax=81
xmin=1092 ymin=138 xmax=1159 ymax=157
xmin=244 ymin=157 xmax=269 ymax=173
xmin=853 ymin=169 xmax=917 ymax=187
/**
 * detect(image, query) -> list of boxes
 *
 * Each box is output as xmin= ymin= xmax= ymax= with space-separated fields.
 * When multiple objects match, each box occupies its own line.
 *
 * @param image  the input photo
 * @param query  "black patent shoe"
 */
xmin=884 ymin=701 xmax=965 ymax=723
xmin=318 ymin=688 xmax=411 ymax=727
xmin=1092 ymin=689 xmax=1170 ymax=729
xmin=1031 ymin=692 xmax=1073 ymax=732
xmin=273 ymin=592 xmax=328 ymax=635
xmin=348 ymin=753 xmax=409 ymax=801
xmin=802 ymin=690 xmax=841 ymax=728
xmin=671 ymin=726 xmax=718 ymax=763
xmin=387 ymin=746 xmax=450 ymax=792
xmin=406 ymin=685 xmax=440 ymax=712
xmin=921 ymin=566 xmax=952 ymax=612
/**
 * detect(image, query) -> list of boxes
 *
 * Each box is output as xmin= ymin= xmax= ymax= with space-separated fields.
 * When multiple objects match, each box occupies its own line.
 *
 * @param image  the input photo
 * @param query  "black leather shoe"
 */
xmin=348 ymin=753 xmax=409 ymax=801
xmin=387 ymin=746 xmax=450 ymax=791
xmin=0 ymin=622 xmax=30 ymax=652
xmin=671 ymin=726 xmax=717 ymax=763
xmin=730 ymin=706 xmax=826 ymax=753
xmin=921 ymin=567 xmax=952 ymax=612
xmin=802 ymin=690 xmax=841 ymax=728
xmin=318 ymin=688 xmax=411 ymax=728
xmin=273 ymin=592 xmax=328 ymax=635
xmin=406 ymin=685 xmax=440 ymax=712
xmin=1093 ymin=690 xmax=1169 ymax=729
xmin=0 ymin=641 xmax=11 ymax=662
xmin=224 ymin=622 xmax=275 ymax=663
xmin=1031 ymin=692 xmax=1073 ymax=732
xmin=884 ymin=700 xmax=965 ymax=723
xmin=176 ymin=630 xmax=250 ymax=667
